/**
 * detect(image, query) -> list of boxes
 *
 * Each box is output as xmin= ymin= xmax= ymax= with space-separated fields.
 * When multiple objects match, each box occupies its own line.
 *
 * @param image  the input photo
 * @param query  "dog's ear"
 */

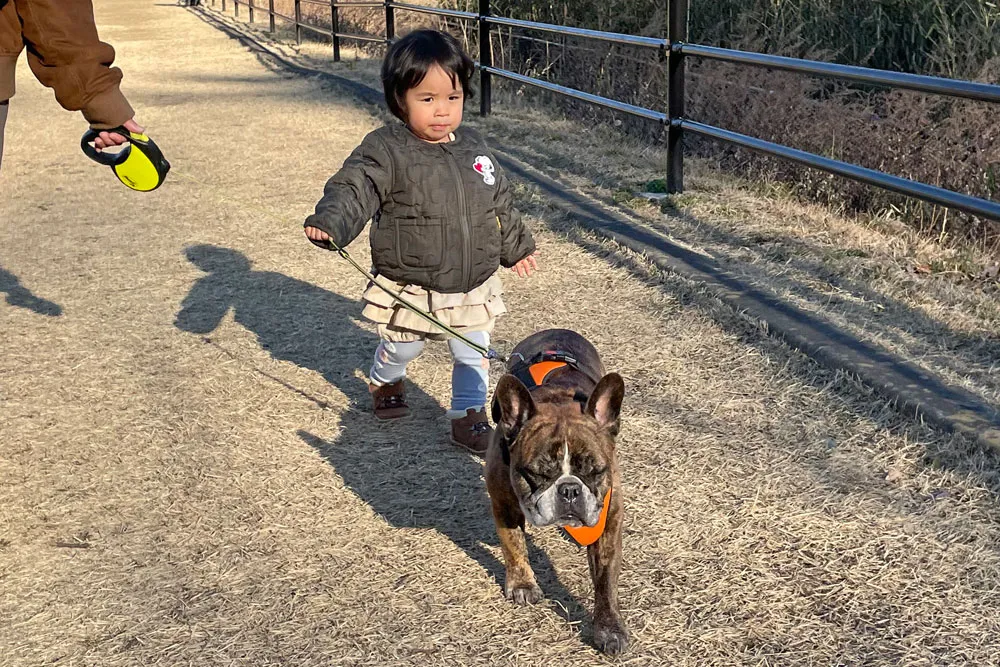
xmin=586 ymin=373 xmax=625 ymax=436
xmin=493 ymin=374 xmax=536 ymax=440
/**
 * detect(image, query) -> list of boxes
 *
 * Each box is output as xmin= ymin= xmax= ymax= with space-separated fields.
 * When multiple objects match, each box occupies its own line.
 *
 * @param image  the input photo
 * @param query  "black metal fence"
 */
xmin=208 ymin=0 xmax=1000 ymax=223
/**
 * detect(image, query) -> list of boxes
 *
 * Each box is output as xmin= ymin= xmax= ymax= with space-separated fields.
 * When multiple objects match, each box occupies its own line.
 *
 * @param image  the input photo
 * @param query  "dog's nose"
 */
xmin=558 ymin=480 xmax=582 ymax=502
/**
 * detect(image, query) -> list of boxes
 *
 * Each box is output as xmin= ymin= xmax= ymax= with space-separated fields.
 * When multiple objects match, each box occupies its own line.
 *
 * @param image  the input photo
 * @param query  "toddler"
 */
xmin=304 ymin=29 xmax=537 ymax=454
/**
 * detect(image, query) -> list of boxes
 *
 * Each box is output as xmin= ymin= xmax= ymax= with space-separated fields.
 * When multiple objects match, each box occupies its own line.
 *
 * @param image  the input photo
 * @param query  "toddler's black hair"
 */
xmin=381 ymin=29 xmax=475 ymax=122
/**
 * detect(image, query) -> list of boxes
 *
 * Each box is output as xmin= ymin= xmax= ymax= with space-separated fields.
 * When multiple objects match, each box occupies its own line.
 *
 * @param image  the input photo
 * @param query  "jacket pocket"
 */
xmin=470 ymin=210 xmax=501 ymax=286
xmin=394 ymin=216 xmax=445 ymax=271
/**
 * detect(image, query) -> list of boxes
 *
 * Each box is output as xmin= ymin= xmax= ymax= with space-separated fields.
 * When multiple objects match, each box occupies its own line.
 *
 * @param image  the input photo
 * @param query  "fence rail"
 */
xmin=387 ymin=2 xmax=475 ymax=20
xmin=213 ymin=0 xmax=1000 ymax=223
xmin=680 ymin=44 xmax=1000 ymax=104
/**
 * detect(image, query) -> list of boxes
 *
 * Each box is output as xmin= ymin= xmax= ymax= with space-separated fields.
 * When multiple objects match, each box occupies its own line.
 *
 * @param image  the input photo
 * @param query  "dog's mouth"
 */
xmin=523 ymin=509 xmax=598 ymax=529
xmin=560 ymin=512 xmax=601 ymax=528
xmin=545 ymin=505 xmax=600 ymax=527
xmin=520 ymin=478 xmax=604 ymax=528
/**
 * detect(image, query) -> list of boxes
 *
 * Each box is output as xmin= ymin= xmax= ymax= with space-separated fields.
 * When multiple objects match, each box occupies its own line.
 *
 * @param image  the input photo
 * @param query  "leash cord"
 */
xmin=168 ymin=169 xmax=506 ymax=363
xmin=325 ymin=239 xmax=505 ymax=362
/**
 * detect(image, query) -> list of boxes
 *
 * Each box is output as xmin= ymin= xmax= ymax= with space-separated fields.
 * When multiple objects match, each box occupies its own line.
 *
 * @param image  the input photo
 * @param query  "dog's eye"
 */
xmin=518 ymin=468 xmax=541 ymax=493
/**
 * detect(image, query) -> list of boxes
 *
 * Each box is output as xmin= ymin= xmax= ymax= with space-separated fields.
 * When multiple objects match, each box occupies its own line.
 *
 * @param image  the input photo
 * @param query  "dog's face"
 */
xmin=492 ymin=373 xmax=624 ymax=528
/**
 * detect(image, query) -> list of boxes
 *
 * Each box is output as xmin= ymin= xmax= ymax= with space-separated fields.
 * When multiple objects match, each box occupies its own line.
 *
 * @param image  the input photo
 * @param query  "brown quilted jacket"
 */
xmin=0 ymin=0 xmax=133 ymax=128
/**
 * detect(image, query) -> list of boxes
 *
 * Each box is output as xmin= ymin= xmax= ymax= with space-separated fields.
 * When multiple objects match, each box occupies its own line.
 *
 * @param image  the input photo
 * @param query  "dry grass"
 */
xmin=683 ymin=60 xmax=1000 ymax=247
xmin=3 ymin=2 xmax=1000 ymax=665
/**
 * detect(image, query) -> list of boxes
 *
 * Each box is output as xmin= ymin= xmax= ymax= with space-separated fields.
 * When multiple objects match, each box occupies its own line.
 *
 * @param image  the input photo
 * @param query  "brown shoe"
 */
xmin=370 ymin=380 xmax=410 ymax=420
xmin=450 ymin=408 xmax=493 ymax=455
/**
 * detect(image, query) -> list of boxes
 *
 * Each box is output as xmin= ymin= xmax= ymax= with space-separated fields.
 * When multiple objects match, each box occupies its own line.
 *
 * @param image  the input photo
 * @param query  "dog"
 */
xmin=486 ymin=328 xmax=628 ymax=654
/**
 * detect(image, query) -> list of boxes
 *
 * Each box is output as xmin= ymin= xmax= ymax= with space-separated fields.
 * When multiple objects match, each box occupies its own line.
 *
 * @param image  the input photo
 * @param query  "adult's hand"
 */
xmin=93 ymin=118 xmax=145 ymax=150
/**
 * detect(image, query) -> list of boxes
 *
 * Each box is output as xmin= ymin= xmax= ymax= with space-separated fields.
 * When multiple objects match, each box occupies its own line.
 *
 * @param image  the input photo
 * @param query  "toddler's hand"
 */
xmin=510 ymin=253 xmax=538 ymax=278
xmin=305 ymin=226 xmax=332 ymax=247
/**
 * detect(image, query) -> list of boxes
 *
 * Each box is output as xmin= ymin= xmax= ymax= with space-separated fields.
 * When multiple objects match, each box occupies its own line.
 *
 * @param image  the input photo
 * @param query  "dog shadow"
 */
xmin=297 ymin=415 xmax=596 ymax=636
xmin=170 ymin=244 xmax=592 ymax=638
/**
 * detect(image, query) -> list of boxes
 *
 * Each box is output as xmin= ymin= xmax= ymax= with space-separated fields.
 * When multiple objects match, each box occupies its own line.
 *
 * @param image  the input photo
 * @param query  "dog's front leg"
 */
xmin=588 ymin=490 xmax=628 ymax=654
xmin=491 ymin=497 xmax=543 ymax=605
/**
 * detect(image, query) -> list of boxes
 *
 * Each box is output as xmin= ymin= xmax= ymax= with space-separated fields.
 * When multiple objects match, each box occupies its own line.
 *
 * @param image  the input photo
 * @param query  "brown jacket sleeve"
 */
xmin=13 ymin=0 xmax=134 ymax=128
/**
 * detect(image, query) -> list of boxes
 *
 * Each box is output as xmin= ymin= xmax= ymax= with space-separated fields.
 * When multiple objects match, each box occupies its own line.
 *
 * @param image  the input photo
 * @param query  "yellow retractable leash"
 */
xmin=81 ymin=126 xmax=170 ymax=192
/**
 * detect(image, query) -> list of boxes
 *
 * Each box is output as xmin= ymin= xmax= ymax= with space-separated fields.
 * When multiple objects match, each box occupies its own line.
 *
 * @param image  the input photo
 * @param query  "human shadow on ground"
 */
xmin=173 ymin=244 xmax=363 ymax=395
xmin=0 ymin=267 xmax=62 ymax=317
xmin=173 ymin=244 xmax=592 ymax=635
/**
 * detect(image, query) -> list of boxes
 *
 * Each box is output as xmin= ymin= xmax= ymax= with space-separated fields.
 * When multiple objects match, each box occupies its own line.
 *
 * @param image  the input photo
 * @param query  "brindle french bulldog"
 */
xmin=486 ymin=329 xmax=628 ymax=654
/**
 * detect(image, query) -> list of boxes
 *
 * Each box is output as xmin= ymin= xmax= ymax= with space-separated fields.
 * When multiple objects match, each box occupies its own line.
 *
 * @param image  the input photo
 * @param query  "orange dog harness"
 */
xmin=526 ymin=359 xmax=568 ymax=386
xmin=563 ymin=488 xmax=612 ymax=547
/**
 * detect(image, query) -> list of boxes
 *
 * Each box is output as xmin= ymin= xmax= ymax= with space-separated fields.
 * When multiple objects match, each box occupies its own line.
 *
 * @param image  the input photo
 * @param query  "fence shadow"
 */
xmin=519 ymin=190 xmax=1000 ymax=501
xmin=657 ymin=209 xmax=1000 ymax=398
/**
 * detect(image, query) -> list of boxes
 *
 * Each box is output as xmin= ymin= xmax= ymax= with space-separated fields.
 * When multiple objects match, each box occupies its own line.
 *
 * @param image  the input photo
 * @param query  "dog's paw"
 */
xmin=594 ymin=619 xmax=630 ymax=655
xmin=505 ymin=581 xmax=543 ymax=605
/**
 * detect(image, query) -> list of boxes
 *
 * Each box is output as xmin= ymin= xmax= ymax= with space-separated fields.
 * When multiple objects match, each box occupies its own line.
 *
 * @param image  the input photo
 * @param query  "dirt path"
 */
xmin=2 ymin=2 xmax=999 ymax=664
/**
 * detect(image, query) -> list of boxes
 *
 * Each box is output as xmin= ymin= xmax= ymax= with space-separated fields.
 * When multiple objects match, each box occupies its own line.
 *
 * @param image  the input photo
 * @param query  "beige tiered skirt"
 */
xmin=361 ymin=273 xmax=507 ymax=342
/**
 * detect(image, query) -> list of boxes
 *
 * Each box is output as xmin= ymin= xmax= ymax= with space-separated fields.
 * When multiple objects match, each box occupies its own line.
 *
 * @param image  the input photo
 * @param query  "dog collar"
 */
xmin=564 ymin=488 xmax=612 ymax=547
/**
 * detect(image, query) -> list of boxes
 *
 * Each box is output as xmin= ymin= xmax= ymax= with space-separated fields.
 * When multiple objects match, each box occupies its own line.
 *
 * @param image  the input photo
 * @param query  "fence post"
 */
xmin=269 ymin=0 xmax=275 ymax=32
xmin=294 ymin=0 xmax=302 ymax=44
xmin=666 ymin=0 xmax=686 ymax=193
xmin=385 ymin=1 xmax=395 ymax=41
xmin=479 ymin=0 xmax=491 ymax=116
xmin=332 ymin=1 xmax=341 ymax=61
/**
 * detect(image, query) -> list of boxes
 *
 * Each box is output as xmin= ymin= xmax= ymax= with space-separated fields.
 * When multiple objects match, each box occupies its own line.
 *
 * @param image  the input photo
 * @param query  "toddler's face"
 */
xmin=403 ymin=64 xmax=464 ymax=143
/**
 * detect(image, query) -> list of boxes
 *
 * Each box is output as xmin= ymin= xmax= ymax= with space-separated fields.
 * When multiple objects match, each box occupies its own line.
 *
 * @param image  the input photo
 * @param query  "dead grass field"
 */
xmin=2 ymin=2 xmax=1000 ymax=665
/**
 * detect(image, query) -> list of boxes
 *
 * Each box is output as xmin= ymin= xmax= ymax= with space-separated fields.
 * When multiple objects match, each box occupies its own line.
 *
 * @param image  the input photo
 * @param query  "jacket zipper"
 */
xmin=443 ymin=146 xmax=472 ymax=291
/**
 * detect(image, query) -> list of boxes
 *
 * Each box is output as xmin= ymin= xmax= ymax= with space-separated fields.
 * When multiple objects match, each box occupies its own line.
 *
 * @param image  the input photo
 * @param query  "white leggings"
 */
xmin=370 ymin=331 xmax=490 ymax=414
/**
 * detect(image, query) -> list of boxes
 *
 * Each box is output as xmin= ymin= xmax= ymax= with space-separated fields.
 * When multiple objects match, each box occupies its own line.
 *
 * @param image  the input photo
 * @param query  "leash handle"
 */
xmin=315 ymin=236 xmax=506 ymax=362
xmin=81 ymin=126 xmax=146 ymax=165
xmin=81 ymin=127 xmax=128 ymax=166
xmin=81 ymin=127 xmax=171 ymax=191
